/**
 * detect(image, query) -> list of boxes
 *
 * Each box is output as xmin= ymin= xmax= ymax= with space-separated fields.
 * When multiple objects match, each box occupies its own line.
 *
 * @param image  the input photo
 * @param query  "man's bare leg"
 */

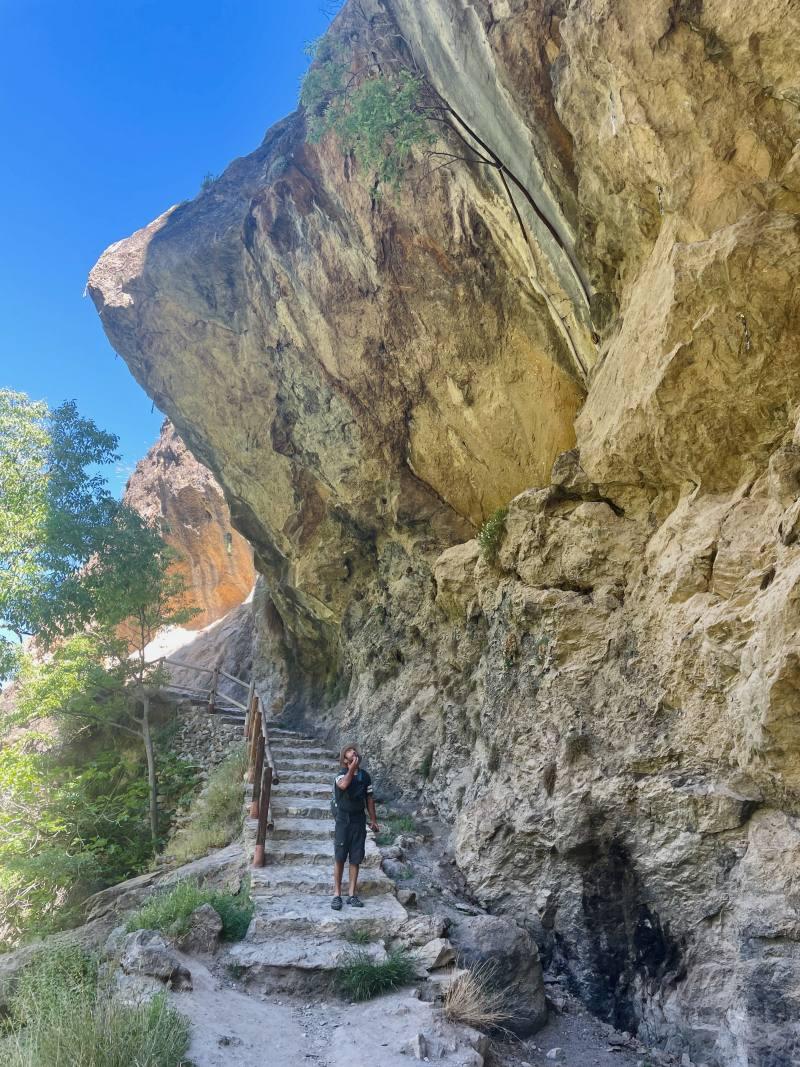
xmin=334 ymin=860 xmax=345 ymax=897
xmin=348 ymin=863 xmax=359 ymax=897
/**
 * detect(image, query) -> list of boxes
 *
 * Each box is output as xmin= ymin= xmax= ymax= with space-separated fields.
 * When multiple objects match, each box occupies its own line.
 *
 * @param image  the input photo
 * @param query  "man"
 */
xmin=332 ymin=744 xmax=379 ymax=910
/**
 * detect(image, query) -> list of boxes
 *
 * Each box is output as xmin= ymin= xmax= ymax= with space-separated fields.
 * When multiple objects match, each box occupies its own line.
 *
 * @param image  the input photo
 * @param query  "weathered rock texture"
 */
xmin=89 ymin=1 xmax=800 ymax=1064
xmin=124 ymin=420 xmax=255 ymax=628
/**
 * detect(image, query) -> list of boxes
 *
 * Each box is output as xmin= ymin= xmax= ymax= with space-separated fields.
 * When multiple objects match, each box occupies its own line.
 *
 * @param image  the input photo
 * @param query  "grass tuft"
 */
xmin=125 ymin=878 xmax=253 ymax=942
xmin=1 ymin=944 xmax=188 ymax=1066
xmin=375 ymin=812 xmax=416 ymax=847
xmin=443 ymin=961 xmax=513 ymax=1031
xmin=334 ymin=948 xmax=415 ymax=1001
xmin=165 ymin=744 xmax=247 ymax=864
xmin=344 ymin=929 xmax=373 ymax=945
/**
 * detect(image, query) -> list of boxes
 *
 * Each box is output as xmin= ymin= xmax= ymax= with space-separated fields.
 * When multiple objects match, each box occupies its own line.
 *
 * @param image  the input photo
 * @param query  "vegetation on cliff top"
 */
xmin=299 ymin=15 xmax=591 ymax=382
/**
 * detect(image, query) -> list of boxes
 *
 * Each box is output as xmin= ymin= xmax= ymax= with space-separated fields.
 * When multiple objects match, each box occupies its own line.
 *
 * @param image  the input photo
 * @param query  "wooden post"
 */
xmin=249 ymin=733 xmax=265 ymax=819
xmin=244 ymin=678 xmax=255 ymax=740
xmin=253 ymin=764 xmax=273 ymax=868
xmin=207 ymin=665 xmax=220 ymax=715
xmin=247 ymin=700 xmax=262 ymax=783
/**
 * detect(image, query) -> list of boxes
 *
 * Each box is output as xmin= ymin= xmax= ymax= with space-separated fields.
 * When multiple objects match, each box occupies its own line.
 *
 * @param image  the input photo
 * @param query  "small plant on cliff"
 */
xmin=419 ymin=745 xmax=434 ymax=781
xmin=301 ymin=42 xmax=434 ymax=189
xmin=334 ymin=947 xmax=415 ymax=1001
xmin=477 ymin=506 xmax=508 ymax=565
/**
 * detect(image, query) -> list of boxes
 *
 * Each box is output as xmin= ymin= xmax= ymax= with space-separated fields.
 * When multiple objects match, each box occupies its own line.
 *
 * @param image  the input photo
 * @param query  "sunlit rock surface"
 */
xmin=124 ymin=420 xmax=255 ymax=629
xmin=90 ymin=1 xmax=800 ymax=1062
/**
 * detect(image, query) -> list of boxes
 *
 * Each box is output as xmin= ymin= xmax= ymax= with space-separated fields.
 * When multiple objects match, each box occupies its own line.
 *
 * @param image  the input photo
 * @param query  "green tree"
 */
xmin=1 ymin=392 xmax=197 ymax=847
xmin=0 ymin=390 xmax=119 ymax=663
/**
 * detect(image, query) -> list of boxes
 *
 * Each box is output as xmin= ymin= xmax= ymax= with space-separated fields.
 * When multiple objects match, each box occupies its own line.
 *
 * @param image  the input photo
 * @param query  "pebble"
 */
xmin=546 ymin=1050 xmax=563 ymax=1061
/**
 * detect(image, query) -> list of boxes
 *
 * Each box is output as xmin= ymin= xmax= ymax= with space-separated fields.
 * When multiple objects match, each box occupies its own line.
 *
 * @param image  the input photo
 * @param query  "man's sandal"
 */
xmin=346 ymin=895 xmax=364 ymax=908
xmin=331 ymin=895 xmax=343 ymax=910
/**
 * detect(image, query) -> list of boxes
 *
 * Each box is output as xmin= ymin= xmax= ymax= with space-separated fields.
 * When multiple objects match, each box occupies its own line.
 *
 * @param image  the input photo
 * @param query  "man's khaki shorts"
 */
xmin=334 ymin=817 xmax=367 ymax=865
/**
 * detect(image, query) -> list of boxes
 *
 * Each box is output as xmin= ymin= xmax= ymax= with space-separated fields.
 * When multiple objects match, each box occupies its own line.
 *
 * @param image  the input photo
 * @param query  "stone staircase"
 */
xmin=228 ymin=726 xmax=408 ymax=992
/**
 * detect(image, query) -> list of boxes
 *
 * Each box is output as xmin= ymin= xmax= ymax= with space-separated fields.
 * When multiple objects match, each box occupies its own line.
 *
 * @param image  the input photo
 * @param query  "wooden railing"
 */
xmin=245 ymin=685 xmax=278 ymax=868
xmin=152 ymin=655 xmax=278 ymax=868
xmin=155 ymin=655 xmax=251 ymax=715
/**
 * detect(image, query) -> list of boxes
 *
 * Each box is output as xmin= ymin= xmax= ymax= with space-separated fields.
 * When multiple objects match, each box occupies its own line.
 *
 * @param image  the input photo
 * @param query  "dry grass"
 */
xmin=443 ymin=961 xmax=513 ymax=1031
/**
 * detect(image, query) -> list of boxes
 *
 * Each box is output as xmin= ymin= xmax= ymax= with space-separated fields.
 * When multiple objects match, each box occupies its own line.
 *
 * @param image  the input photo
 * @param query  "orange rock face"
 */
xmin=124 ymin=421 xmax=255 ymax=629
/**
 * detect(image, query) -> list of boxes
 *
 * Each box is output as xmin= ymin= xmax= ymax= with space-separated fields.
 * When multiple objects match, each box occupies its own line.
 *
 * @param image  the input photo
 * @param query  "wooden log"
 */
xmin=219 ymin=668 xmax=249 ymax=688
xmin=249 ymin=733 xmax=265 ymax=819
xmin=217 ymin=693 xmax=247 ymax=711
xmin=253 ymin=764 xmax=273 ymax=868
xmin=163 ymin=658 xmax=216 ymax=674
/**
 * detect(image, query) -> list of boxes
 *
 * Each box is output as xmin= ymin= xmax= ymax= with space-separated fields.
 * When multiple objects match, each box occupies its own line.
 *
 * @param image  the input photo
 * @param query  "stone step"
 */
xmin=264 ymin=728 xmax=311 ymax=742
xmin=275 ymin=757 xmax=335 ymax=771
xmin=250 ymin=862 xmax=392 ymax=898
xmin=272 ymin=781 xmax=331 ymax=797
xmin=270 ymin=817 xmax=334 ymax=841
xmin=271 ymin=745 xmax=336 ymax=760
xmin=270 ymin=797 xmax=331 ymax=819
xmin=226 ymin=936 xmax=388 ymax=995
xmin=245 ymin=833 xmax=382 ymax=869
xmin=277 ymin=770 xmax=333 ymax=784
xmin=248 ymin=892 xmax=407 ymax=940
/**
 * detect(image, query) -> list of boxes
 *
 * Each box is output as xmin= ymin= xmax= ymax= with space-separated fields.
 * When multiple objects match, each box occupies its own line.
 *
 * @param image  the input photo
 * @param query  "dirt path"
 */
xmin=174 ymin=954 xmax=487 ymax=1067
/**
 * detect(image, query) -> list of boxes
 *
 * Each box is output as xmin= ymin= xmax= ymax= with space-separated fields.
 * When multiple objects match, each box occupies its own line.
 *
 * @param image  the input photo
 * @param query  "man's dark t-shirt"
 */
xmin=334 ymin=767 xmax=373 ymax=819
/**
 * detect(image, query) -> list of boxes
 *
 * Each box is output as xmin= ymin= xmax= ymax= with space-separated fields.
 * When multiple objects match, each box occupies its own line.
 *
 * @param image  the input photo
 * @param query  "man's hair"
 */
xmin=339 ymin=743 xmax=360 ymax=767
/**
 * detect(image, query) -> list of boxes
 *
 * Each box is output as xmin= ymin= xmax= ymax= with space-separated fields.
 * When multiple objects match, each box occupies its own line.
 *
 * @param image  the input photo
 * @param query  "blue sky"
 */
xmin=0 ymin=0 xmax=337 ymax=493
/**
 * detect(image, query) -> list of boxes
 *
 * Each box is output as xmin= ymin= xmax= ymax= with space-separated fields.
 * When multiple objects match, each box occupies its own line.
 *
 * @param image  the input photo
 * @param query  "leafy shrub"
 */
xmin=0 ymin=732 xmax=201 ymax=951
xmin=1 ymin=944 xmax=188 ymax=1066
xmin=477 ymin=506 xmax=508 ymax=565
xmin=165 ymin=744 xmax=246 ymax=865
xmin=200 ymin=172 xmax=218 ymax=191
xmin=125 ymin=878 xmax=253 ymax=942
xmin=443 ymin=961 xmax=512 ymax=1031
xmin=334 ymin=948 xmax=415 ymax=1001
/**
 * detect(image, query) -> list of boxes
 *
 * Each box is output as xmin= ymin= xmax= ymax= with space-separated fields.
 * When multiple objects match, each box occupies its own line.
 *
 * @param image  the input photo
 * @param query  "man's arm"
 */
xmin=336 ymin=754 xmax=359 ymax=790
xmin=367 ymin=795 xmax=379 ymax=833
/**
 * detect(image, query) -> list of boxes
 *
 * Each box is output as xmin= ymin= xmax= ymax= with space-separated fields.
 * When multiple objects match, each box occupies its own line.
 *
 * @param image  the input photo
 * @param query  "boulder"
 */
xmin=448 ymin=914 xmax=546 ymax=1036
xmin=393 ymin=914 xmax=449 ymax=949
xmin=113 ymin=970 xmax=164 ymax=1008
xmin=409 ymin=937 xmax=456 ymax=975
xmin=120 ymin=929 xmax=193 ymax=991
xmin=176 ymin=903 xmax=223 ymax=955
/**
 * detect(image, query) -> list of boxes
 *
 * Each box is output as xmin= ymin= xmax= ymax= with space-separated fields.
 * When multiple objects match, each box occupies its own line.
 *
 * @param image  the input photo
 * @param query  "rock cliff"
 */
xmin=89 ymin=1 xmax=800 ymax=1063
xmin=124 ymin=420 xmax=255 ymax=628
